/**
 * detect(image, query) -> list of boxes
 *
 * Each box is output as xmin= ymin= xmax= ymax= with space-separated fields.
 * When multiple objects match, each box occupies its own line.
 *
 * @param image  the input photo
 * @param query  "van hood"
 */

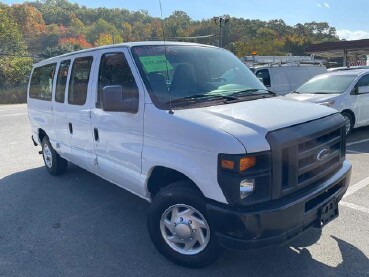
xmin=286 ymin=93 xmax=340 ymax=103
xmin=174 ymin=97 xmax=336 ymax=152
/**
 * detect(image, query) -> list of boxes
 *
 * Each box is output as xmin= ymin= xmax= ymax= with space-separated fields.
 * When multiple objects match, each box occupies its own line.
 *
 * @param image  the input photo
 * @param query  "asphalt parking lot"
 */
xmin=0 ymin=104 xmax=368 ymax=277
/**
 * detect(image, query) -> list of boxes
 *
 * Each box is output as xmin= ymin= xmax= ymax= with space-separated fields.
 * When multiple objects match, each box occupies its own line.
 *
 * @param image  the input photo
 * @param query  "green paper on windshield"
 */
xmin=139 ymin=55 xmax=173 ymax=73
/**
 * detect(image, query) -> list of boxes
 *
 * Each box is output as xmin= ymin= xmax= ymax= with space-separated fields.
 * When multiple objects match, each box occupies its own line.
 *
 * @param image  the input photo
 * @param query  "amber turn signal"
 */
xmin=221 ymin=159 xmax=235 ymax=170
xmin=240 ymin=156 xmax=256 ymax=171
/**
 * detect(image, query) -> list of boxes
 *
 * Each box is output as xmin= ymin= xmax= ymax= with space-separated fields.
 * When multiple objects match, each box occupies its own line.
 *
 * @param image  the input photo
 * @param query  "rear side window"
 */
xmin=68 ymin=57 xmax=93 ymax=105
xmin=97 ymin=52 xmax=138 ymax=108
xmin=55 ymin=60 xmax=71 ymax=103
xmin=29 ymin=63 xmax=57 ymax=101
xmin=255 ymin=69 xmax=271 ymax=87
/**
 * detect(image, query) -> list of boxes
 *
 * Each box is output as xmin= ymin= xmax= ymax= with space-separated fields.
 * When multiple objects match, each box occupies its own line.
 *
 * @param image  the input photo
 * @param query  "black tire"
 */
xmin=341 ymin=112 xmax=353 ymax=135
xmin=41 ymin=136 xmax=68 ymax=176
xmin=147 ymin=181 xmax=224 ymax=268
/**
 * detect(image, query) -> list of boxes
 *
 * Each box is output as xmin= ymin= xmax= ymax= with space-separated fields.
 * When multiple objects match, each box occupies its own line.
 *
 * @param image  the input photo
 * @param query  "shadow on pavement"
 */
xmin=0 ymin=165 xmax=368 ymax=276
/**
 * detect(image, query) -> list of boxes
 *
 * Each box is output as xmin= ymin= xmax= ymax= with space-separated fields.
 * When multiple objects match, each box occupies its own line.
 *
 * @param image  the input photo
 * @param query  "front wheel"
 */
xmin=147 ymin=181 xmax=224 ymax=268
xmin=341 ymin=112 xmax=353 ymax=135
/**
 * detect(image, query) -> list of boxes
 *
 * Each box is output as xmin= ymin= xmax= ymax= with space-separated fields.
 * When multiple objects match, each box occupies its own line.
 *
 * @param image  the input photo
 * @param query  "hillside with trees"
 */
xmin=0 ymin=0 xmax=339 ymax=103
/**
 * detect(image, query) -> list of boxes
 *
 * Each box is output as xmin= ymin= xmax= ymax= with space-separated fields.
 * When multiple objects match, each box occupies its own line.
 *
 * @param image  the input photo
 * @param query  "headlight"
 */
xmin=319 ymin=100 xmax=335 ymax=107
xmin=240 ymin=178 xmax=255 ymax=199
xmin=218 ymin=152 xmax=271 ymax=204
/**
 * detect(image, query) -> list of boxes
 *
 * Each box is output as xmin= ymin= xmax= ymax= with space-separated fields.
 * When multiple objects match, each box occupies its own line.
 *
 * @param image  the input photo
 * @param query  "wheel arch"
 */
xmin=38 ymin=128 xmax=47 ymax=144
xmin=341 ymin=109 xmax=356 ymax=126
xmin=146 ymin=166 xmax=203 ymax=199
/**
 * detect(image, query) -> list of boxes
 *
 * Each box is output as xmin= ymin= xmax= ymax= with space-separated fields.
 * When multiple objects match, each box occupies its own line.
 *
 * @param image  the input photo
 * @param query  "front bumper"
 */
xmin=206 ymin=160 xmax=351 ymax=251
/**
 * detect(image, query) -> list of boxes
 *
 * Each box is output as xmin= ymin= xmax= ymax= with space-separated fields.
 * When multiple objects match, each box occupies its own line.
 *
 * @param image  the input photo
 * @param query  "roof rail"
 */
xmin=241 ymin=55 xmax=325 ymax=67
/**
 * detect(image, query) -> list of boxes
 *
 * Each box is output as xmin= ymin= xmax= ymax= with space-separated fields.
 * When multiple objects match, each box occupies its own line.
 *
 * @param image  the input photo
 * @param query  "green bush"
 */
xmin=0 ymin=85 xmax=28 ymax=104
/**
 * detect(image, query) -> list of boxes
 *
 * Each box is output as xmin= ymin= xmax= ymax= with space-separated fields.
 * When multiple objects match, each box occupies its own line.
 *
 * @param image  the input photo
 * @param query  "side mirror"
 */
xmin=102 ymin=85 xmax=138 ymax=113
xmin=357 ymin=86 xmax=369 ymax=94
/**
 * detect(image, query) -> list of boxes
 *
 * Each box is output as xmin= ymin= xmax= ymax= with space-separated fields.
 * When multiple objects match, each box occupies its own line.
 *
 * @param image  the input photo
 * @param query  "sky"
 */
xmin=3 ymin=0 xmax=369 ymax=40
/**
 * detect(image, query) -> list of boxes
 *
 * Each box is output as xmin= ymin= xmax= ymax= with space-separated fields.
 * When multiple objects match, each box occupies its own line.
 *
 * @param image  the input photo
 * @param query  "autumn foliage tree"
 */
xmin=0 ymin=9 xmax=32 ymax=103
xmin=0 ymin=0 xmax=341 ymax=103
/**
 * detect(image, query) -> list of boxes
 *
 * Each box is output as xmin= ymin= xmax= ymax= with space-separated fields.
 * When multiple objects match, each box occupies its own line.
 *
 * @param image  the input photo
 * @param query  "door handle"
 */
xmin=94 ymin=128 xmax=99 ymax=141
xmin=68 ymin=123 xmax=73 ymax=134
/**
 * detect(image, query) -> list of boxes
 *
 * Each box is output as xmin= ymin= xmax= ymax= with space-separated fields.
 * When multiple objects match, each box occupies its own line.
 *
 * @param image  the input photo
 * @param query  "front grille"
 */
xmin=266 ymin=114 xmax=346 ymax=199
xmin=282 ymin=128 xmax=343 ymax=193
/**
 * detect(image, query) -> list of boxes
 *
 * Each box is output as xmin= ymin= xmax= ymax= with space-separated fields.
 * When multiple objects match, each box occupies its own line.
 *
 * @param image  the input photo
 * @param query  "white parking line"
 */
xmin=346 ymin=149 xmax=364 ymax=154
xmin=343 ymin=176 xmax=369 ymax=199
xmin=0 ymin=113 xmax=27 ymax=118
xmin=346 ymin=138 xmax=369 ymax=147
xmin=340 ymin=201 xmax=369 ymax=215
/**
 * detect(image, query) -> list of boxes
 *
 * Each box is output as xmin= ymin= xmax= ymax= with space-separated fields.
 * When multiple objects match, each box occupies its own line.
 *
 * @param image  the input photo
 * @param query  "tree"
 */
xmin=166 ymin=10 xmax=191 ymax=38
xmin=121 ymin=22 xmax=133 ymax=42
xmin=0 ymin=10 xmax=32 ymax=103
xmin=40 ymin=43 xmax=82 ymax=59
xmin=68 ymin=13 xmax=86 ymax=37
xmin=86 ymin=18 xmax=120 ymax=43
xmin=6 ymin=4 xmax=47 ymax=54
xmin=95 ymin=33 xmax=123 ymax=46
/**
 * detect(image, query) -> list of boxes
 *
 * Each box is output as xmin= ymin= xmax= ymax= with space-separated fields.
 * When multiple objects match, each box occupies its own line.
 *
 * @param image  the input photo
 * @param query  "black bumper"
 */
xmin=206 ymin=161 xmax=351 ymax=251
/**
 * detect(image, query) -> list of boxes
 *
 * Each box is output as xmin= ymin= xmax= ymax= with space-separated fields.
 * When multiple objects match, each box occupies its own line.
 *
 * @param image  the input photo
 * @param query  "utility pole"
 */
xmin=213 ymin=16 xmax=230 ymax=48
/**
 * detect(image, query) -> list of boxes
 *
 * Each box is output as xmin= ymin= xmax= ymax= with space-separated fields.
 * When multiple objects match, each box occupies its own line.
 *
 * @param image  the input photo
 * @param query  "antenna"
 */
xmin=159 ymin=0 xmax=174 ymax=114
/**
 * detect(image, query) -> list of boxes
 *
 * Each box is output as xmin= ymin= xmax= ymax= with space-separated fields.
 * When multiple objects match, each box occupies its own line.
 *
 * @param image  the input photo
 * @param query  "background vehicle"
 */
xmin=242 ymin=56 xmax=327 ymax=95
xmin=286 ymin=69 xmax=369 ymax=134
xmin=28 ymin=42 xmax=351 ymax=267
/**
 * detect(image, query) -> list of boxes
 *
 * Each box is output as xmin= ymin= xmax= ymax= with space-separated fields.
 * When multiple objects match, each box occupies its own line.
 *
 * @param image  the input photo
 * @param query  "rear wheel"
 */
xmin=41 ymin=136 xmax=68 ymax=176
xmin=341 ymin=112 xmax=353 ymax=135
xmin=147 ymin=181 xmax=224 ymax=268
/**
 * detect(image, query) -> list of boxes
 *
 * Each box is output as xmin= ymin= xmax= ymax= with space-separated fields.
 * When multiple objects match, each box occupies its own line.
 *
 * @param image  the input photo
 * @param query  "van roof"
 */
xmin=34 ymin=41 xmax=216 ymax=67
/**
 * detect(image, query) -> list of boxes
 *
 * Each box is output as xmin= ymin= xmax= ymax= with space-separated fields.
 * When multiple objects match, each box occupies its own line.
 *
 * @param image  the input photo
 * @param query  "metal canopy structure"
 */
xmin=306 ymin=39 xmax=369 ymax=66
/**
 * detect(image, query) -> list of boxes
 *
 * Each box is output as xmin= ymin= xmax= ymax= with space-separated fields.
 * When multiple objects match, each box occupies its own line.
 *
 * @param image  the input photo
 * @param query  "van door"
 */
xmin=65 ymin=55 xmax=97 ymax=172
xmin=91 ymin=50 xmax=144 ymax=196
xmin=354 ymin=74 xmax=369 ymax=126
xmin=53 ymin=59 xmax=72 ymax=158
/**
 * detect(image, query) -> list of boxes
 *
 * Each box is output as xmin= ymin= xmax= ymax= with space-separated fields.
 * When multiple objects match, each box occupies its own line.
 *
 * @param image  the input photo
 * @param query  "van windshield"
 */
xmin=131 ymin=45 xmax=268 ymax=109
xmin=295 ymin=74 xmax=357 ymax=94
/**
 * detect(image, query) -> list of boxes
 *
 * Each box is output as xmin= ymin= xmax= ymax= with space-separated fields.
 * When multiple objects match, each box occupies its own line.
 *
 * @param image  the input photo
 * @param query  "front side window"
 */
xmin=255 ymin=69 xmax=271 ymax=87
xmin=97 ymin=52 xmax=138 ymax=108
xmin=356 ymin=74 xmax=369 ymax=94
xmin=68 ymin=56 xmax=93 ymax=105
xmin=296 ymin=74 xmax=357 ymax=94
xmin=29 ymin=63 xmax=56 ymax=101
xmin=131 ymin=45 xmax=268 ymax=109
xmin=55 ymin=60 xmax=71 ymax=103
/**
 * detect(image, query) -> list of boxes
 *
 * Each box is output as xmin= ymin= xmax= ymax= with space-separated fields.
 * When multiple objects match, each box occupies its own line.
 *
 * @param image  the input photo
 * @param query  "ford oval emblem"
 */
xmin=317 ymin=149 xmax=331 ymax=161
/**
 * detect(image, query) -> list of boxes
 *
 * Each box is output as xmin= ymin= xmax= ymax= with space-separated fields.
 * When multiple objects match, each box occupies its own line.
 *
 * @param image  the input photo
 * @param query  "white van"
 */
xmin=253 ymin=65 xmax=327 ymax=95
xmin=28 ymin=42 xmax=351 ymax=268
xmin=286 ymin=69 xmax=369 ymax=135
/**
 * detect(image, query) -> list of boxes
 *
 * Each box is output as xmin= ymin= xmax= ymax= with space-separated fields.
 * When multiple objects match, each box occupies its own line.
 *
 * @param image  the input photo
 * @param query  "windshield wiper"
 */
xmin=167 ymin=94 xmax=238 ymax=104
xmin=230 ymin=89 xmax=276 ymax=97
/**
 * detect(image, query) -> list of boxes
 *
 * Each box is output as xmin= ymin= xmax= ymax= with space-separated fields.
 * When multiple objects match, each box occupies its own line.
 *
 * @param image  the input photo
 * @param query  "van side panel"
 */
xmin=52 ymin=60 xmax=72 ymax=159
xmin=27 ymin=64 xmax=58 ymax=146
xmin=90 ymin=48 xmax=145 ymax=197
xmin=65 ymin=55 xmax=97 ymax=173
xmin=270 ymin=68 xmax=290 ymax=95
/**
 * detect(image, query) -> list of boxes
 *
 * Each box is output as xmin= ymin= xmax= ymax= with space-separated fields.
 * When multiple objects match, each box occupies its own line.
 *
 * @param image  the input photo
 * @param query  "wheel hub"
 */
xmin=43 ymin=143 xmax=53 ymax=168
xmin=174 ymin=221 xmax=192 ymax=240
xmin=160 ymin=204 xmax=211 ymax=255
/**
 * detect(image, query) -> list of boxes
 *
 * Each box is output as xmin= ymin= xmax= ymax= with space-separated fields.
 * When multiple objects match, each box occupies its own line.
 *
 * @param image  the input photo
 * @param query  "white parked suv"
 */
xmin=28 ymin=42 xmax=351 ymax=267
xmin=286 ymin=69 xmax=369 ymax=134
